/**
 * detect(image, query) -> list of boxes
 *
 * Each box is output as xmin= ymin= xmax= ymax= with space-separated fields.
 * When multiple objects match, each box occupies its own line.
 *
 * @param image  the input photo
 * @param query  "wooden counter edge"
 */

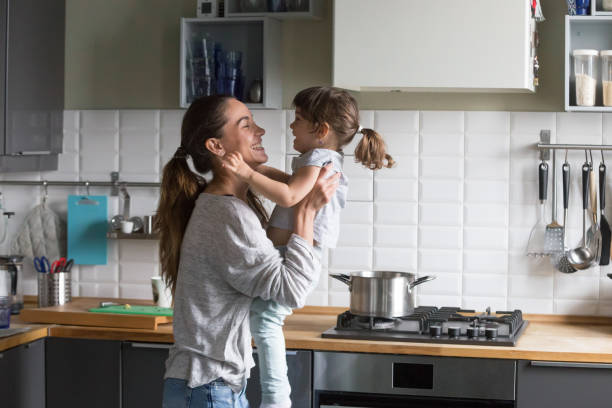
xmin=0 ymin=326 xmax=49 ymax=352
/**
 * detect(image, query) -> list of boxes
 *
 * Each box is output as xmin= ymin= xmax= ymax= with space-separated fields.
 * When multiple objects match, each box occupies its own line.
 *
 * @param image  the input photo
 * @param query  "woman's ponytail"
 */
xmin=354 ymin=129 xmax=395 ymax=170
xmin=156 ymin=148 xmax=206 ymax=296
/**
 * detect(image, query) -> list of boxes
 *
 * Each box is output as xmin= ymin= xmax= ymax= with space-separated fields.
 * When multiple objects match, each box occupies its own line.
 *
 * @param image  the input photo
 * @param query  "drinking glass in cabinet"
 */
xmin=286 ymin=0 xmax=308 ymax=11
xmin=602 ymin=50 xmax=612 ymax=107
xmin=573 ymin=49 xmax=598 ymax=107
xmin=267 ymin=0 xmax=286 ymax=12
xmin=186 ymin=33 xmax=215 ymax=103
xmin=240 ymin=0 xmax=266 ymax=12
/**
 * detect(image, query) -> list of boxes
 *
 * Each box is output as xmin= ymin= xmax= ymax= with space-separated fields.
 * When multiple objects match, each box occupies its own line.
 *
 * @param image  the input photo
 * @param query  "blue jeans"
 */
xmin=249 ymin=245 xmax=322 ymax=407
xmin=162 ymin=378 xmax=249 ymax=408
xmin=250 ymin=298 xmax=294 ymax=406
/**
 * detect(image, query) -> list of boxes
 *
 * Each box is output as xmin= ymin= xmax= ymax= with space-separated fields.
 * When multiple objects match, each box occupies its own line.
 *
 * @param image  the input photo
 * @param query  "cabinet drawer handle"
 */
xmin=129 ymin=342 xmax=172 ymax=350
xmin=253 ymin=349 xmax=298 ymax=356
xmin=531 ymin=361 xmax=612 ymax=369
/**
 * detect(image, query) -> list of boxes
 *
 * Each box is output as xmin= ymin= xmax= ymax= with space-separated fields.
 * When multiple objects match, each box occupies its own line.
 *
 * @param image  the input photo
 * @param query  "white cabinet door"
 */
xmin=333 ymin=0 xmax=535 ymax=93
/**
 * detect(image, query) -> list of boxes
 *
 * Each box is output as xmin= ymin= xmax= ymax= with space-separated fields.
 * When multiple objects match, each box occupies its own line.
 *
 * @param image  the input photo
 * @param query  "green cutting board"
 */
xmin=88 ymin=305 xmax=173 ymax=316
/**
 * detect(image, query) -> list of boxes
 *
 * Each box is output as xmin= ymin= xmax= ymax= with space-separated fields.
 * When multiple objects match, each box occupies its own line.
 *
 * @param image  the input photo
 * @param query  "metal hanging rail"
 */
xmin=537 ymin=143 xmax=612 ymax=151
xmin=0 ymin=172 xmax=160 ymax=196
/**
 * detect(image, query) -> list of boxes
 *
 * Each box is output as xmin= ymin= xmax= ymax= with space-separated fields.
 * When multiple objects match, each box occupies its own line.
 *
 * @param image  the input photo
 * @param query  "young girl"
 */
xmin=222 ymin=86 xmax=394 ymax=408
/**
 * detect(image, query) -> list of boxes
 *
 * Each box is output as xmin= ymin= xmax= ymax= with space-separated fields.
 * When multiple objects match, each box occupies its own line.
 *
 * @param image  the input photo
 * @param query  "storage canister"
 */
xmin=602 ymin=50 xmax=612 ymax=107
xmin=573 ymin=49 xmax=598 ymax=106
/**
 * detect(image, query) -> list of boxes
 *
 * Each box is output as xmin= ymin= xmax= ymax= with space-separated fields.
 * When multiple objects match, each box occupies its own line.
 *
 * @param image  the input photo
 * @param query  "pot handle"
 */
xmin=330 ymin=274 xmax=351 ymax=287
xmin=409 ymin=275 xmax=436 ymax=289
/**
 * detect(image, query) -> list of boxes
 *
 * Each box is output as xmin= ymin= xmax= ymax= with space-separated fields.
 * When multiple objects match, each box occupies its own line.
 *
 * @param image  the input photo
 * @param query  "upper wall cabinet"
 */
xmin=333 ymin=0 xmax=537 ymax=93
xmin=0 ymin=0 xmax=65 ymax=172
xmin=225 ymin=0 xmax=324 ymax=19
xmin=564 ymin=16 xmax=612 ymax=111
xmin=180 ymin=17 xmax=281 ymax=109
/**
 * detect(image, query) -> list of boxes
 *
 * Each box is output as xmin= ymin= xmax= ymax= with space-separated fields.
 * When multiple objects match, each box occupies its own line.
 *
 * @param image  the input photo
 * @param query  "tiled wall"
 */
xmin=3 ymin=110 xmax=612 ymax=315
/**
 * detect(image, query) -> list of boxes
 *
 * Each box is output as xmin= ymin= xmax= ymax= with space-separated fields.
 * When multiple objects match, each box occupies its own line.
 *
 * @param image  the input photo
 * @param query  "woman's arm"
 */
xmin=221 ymin=165 xmax=340 ymax=306
xmin=223 ymin=152 xmax=320 ymax=208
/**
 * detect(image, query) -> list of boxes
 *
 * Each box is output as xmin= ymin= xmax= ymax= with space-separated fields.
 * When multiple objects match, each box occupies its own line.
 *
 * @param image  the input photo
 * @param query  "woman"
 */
xmin=156 ymin=95 xmax=339 ymax=408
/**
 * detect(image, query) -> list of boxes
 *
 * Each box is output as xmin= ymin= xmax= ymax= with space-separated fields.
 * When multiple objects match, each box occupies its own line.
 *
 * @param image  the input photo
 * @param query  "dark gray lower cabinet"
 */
xmin=122 ymin=342 xmax=170 ymax=408
xmin=0 ymin=339 xmax=45 ymax=408
xmin=246 ymin=350 xmax=312 ymax=408
xmin=517 ymin=360 xmax=612 ymax=408
xmin=46 ymin=338 xmax=121 ymax=408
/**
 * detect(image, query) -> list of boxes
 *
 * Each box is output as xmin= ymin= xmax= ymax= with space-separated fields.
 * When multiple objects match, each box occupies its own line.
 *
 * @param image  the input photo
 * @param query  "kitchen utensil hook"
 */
xmin=590 ymin=150 xmax=594 ymax=168
xmin=41 ymin=180 xmax=48 ymax=208
xmin=565 ymin=149 xmax=569 ymax=164
xmin=602 ymin=150 xmax=605 ymax=164
xmin=77 ymin=180 xmax=99 ymax=205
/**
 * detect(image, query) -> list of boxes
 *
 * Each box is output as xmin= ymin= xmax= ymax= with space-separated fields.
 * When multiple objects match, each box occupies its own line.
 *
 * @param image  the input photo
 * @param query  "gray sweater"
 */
xmin=164 ymin=193 xmax=319 ymax=392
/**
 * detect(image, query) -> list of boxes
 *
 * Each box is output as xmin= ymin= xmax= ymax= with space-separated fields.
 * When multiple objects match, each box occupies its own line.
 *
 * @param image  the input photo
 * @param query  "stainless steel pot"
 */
xmin=330 ymin=271 xmax=435 ymax=318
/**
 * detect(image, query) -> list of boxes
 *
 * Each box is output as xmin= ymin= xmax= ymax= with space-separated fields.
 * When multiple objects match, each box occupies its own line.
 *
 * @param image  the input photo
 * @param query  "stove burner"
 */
xmin=353 ymin=315 xmax=397 ymax=330
xmin=325 ymin=306 xmax=528 ymax=346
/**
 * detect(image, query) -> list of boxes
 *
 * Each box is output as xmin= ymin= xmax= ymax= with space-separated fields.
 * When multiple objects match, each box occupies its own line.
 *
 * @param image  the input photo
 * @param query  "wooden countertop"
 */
xmin=10 ymin=299 xmax=612 ymax=363
xmin=0 ymin=319 xmax=51 ymax=352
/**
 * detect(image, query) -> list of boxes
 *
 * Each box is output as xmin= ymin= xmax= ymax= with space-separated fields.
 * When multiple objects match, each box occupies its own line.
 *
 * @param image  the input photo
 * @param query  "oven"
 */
xmin=313 ymin=352 xmax=516 ymax=407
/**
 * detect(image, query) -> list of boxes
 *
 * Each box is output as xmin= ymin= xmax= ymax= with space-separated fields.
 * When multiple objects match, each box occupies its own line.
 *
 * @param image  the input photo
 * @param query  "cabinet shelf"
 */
xmin=180 ymin=17 xmax=281 ymax=109
xmin=591 ymin=0 xmax=612 ymax=15
xmin=564 ymin=16 xmax=612 ymax=111
xmin=224 ymin=0 xmax=324 ymax=19
xmin=107 ymin=232 xmax=159 ymax=240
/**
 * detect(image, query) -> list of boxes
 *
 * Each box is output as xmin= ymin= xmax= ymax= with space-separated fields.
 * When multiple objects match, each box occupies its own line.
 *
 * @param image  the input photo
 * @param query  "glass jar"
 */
xmin=602 ymin=50 xmax=612 ymax=107
xmin=573 ymin=49 xmax=598 ymax=106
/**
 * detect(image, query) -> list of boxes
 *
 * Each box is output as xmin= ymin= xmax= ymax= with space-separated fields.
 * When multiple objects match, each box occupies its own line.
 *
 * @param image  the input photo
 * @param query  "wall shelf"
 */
xmin=591 ymin=0 xmax=612 ymax=15
xmin=180 ymin=17 xmax=281 ymax=109
xmin=224 ymin=0 xmax=324 ymax=20
xmin=107 ymin=232 xmax=159 ymax=240
xmin=564 ymin=15 xmax=612 ymax=111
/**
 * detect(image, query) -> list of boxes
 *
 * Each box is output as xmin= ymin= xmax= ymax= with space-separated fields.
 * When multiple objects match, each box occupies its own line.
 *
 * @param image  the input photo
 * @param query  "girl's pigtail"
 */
xmin=354 ymin=129 xmax=395 ymax=170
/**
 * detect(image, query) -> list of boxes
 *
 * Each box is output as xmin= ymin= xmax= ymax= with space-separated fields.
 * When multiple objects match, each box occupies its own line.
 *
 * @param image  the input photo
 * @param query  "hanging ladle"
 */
xmin=568 ymin=156 xmax=597 ymax=270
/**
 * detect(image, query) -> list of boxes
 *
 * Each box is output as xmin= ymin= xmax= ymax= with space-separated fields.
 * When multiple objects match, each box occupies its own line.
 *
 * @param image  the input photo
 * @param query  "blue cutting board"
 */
xmin=67 ymin=195 xmax=108 ymax=265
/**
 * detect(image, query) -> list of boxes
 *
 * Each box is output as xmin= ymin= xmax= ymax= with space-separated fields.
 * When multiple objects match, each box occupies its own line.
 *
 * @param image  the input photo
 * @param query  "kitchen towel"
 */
xmin=67 ymin=195 xmax=107 ymax=265
xmin=11 ymin=204 xmax=66 ymax=260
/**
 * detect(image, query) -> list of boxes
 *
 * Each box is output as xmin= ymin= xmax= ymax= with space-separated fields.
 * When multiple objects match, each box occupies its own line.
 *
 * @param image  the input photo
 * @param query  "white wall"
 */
xmin=3 ymin=110 xmax=612 ymax=315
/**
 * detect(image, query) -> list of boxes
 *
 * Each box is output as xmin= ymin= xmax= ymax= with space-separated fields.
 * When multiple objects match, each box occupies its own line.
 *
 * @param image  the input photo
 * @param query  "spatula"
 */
xmin=544 ymin=150 xmax=564 ymax=254
xmin=599 ymin=162 xmax=611 ymax=265
xmin=527 ymin=161 xmax=548 ymax=257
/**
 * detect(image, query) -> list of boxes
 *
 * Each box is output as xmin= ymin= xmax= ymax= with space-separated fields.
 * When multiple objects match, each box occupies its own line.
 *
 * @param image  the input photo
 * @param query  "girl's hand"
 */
xmin=222 ymin=152 xmax=254 ymax=181
xmin=299 ymin=163 xmax=340 ymax=212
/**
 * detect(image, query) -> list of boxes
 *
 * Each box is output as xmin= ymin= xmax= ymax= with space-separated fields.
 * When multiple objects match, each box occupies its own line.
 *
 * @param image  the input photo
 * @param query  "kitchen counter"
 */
xmin=0 ymin=320 xmax=50 ymax=352
xmin=8 ymin=299 xmax=612 ymax=362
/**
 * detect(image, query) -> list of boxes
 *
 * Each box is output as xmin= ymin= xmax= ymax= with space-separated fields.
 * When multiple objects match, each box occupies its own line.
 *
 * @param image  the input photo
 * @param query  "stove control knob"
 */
xmin=448 ymin=327 xmax=461 ymax=338
xmin=485 ymin=327 xmax=498 ymax=340
xmin=466 ymin=327 xmax=478 ymax=338
xmin=429 ymin=325 xmax=441 ymax=338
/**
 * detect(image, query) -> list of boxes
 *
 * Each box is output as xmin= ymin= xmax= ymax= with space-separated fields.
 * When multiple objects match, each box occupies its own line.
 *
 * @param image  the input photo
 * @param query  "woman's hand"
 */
xmin=222 ymin=152 xmax=254 ymax=181
xmin=298 ymin=163 xmax=341 ymax=213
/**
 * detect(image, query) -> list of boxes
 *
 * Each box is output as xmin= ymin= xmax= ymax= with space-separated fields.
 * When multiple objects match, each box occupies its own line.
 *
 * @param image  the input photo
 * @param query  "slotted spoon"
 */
xmin=551 ymin=159 xmax=576 ymax=273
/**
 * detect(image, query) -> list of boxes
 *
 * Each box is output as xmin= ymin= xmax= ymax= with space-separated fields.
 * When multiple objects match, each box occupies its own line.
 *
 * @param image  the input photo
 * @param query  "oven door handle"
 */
xmin=531 ymin=361 xmax=612 ymax=369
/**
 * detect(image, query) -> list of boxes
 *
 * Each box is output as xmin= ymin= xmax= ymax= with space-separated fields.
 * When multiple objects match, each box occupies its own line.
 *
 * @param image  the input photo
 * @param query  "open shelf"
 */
xmin=180 ymin=17 xmax=281 ymax=109
xmin=107 ymin=232 xmax=159 ymax=240
xmin=591 ymin=0 xmax=612 ymax=15
xmin=564 ymin=16 xmax=612 ymax=111
xmin=224 ymin=0 xmax=324 ymax=19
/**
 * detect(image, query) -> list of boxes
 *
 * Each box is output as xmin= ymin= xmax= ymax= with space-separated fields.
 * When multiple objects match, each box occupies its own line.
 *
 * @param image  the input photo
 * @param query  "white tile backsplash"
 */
xmin=7 ymin=109 xmax=610 ymax=314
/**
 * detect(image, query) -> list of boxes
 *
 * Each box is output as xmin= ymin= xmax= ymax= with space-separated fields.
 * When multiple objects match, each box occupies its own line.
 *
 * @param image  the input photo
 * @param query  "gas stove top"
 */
xmin=321 ymin=306 xmax=528 ymax=346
